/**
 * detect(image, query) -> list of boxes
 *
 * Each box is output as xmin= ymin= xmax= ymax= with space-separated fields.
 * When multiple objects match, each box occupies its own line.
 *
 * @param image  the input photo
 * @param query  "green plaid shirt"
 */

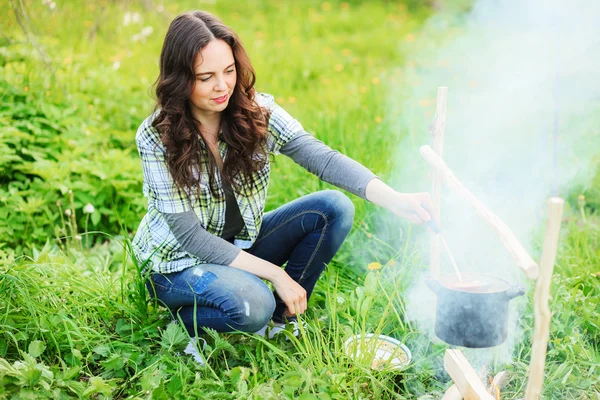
xmin=132 ymin=93 xmax=303 ymax=273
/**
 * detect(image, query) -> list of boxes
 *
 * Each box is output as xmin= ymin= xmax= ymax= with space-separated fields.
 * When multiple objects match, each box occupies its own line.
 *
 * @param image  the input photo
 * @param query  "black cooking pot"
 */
xmin=426 ymin=273 xmax=525 ymax=348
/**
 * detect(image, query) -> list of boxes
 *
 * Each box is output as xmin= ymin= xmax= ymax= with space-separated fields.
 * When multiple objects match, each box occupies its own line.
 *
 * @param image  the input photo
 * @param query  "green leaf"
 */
xmin=364 ymin=272 xmax=378 ymax=297
xmin=82 ymin=376 xmax=115 ymax=397
xmin=0 ymin=338 xmax=7 ymax=357
xmin=28 ymin=340 xmax=46 ymax=358
xmin=61 ymin=366 xmax=81 ymax=381
xmin=100 ymin=354 xmax=124 ymax=372
xmin=92 ymin=344 xmax=111 ymax=357
xmin=166 ymin=374 xmax=183 ymax=395
xmin=64 ymin=349 xmax=82 ymax=367
xmin=298 ymin=394 xmax=321 ymax=400
xmin=115 ymin=318 xmax=133 ymax=335
xmin=160 ymin=322 xmax=188 ymax=351
xmin=140 ymin=365 xmax=166 ymax=391
xmin=91 ymin=211 xmax=100 ymax=226
xmin=228 ymin=366 xmax=247 ymax=384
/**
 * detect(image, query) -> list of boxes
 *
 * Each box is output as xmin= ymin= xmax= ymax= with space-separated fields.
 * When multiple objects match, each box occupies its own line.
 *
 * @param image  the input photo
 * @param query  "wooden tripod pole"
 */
xmin=420 ymin=145 xmax=539 ymax=279
xmin=430 ymin=87 xmax=447 ymax=279
xmin=525 ymin=197 xmax=564 ymax=399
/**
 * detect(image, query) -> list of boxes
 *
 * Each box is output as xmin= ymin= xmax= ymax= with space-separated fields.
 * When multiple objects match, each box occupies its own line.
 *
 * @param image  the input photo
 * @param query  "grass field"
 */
xmin=1 ymin=0 xmax=599 ymax=399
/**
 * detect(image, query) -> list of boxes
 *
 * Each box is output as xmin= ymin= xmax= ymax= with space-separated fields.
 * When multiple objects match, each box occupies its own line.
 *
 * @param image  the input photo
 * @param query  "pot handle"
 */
xmin=504 ymin=284 xmax=526 ymax=300
xmin=425 ymin=278 xmax=443 ymax=294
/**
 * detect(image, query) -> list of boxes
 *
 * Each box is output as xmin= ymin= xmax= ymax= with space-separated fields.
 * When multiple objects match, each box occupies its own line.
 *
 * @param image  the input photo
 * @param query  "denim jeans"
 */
xmin=146 ymin=190 xmax=355 ymax=334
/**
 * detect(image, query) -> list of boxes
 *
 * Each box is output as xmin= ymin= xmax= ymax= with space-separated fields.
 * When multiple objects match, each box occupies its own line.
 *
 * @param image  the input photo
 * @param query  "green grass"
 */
xmin=1 ymin=0 xmax=599 ymax=398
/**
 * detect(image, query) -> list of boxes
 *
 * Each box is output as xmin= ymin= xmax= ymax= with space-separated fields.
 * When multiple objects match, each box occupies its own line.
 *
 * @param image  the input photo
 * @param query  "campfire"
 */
xmin=423 ymin=87 xmax=564 ymax=400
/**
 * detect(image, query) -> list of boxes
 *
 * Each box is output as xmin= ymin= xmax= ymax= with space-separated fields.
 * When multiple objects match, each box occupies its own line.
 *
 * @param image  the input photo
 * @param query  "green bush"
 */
xmin=0 ymin=42 xmax=146 ymax=256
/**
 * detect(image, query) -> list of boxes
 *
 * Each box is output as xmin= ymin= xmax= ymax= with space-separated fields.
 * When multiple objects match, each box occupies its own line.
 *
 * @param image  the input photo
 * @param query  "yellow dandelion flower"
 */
xmin=342 ymin=48 xmax=352 ymax=56
xmin=288 ymin=96 xmax=296 ymax=104
xmin=367 ymin=262 xmax=382 ymax=271
xmin=365 ymin=232 xmax=372 ymax=238
xmin=375 ymin=116 xmax=382 ymax=124
xmin=389 ymin=259 xmax=396 ymax=266
xmin=359 ymin=86 xmax=368 ymax=94
xmin=334 ymin=64 xmax=344 ymax=72
xmin=340 ymin=2 xmax=350 ymax=10
xmin=419 ymin=98 xmax=432 ymax=107
xmin=322 ymin=2 xmax=331 ymax=11
xmin=405 ymin=33 xmax=415 ymax=42
xmin=371 ymin=77 xmax=380 ymax=85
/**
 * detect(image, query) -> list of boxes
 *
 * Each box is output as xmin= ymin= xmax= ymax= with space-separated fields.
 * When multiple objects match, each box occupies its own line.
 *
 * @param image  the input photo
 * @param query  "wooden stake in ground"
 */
xmin=525 ymin=197 xmax=564 ymax=399
xmin=444 ymin=349 xmax=495 ymax=400
xmin=430 ymin=87 xmax=447 ymax=279
xmin=419 ymin=145 xmax=539 ymax=279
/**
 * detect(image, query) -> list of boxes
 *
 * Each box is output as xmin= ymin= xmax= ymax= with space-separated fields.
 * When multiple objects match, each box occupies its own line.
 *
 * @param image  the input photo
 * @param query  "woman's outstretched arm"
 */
xmin=281 ymin=132 xmax=436 ymax=224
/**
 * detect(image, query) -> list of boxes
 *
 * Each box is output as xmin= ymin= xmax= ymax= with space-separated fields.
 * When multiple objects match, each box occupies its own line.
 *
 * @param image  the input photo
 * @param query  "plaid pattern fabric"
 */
xmin=132 ymin=93 xmax=304 ymax=273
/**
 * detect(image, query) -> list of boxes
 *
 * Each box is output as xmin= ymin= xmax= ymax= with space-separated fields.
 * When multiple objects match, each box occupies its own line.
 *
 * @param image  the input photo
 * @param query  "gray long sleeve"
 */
xmin=163 ymin=132 xmax=377 ymax=264
xmin=163 ymin=210 xmax=241 ymax=266
xmin=280 ymin=131 xmax=377 ymax=199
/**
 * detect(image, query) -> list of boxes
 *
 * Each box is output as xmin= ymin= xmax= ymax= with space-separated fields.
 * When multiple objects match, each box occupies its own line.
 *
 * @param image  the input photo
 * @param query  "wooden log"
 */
xmin=491 ymin=371 xmax=510 ymax=391
xmin=430 ymin=87 xmax=447 ymax=279
xmin=419 ymin=145 xmax=539 ymax=279
xmin=442 ymin=384 xmax=463 ymax=400
xmin=444 ymin=349 xmax=495 ymax=400
xmin=524 ymin=197 xmax=564 ymax=399
xmin=443 ymin=370 xmax=509 ymax=400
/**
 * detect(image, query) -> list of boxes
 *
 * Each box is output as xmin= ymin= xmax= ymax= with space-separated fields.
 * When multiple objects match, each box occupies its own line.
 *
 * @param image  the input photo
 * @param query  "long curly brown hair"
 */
xmin=152 ymin=10 xmax=270 ymax=198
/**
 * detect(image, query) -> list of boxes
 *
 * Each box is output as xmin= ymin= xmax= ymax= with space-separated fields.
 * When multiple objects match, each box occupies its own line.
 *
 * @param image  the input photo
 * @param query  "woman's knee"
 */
xmin=226 ymin=280 xmax=276 ymax=332
xmin=321 ymin=190 xmax=355 ymax=231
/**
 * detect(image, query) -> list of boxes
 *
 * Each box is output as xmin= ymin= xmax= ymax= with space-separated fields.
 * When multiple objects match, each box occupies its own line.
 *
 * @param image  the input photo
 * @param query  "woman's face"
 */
xmin=189 ymin=39 xmax=237 ymax=120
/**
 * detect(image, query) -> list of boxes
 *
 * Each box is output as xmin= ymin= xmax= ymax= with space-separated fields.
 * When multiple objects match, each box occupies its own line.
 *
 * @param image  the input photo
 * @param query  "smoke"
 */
xmin=386 ymin=0 xmax=600 ymax=372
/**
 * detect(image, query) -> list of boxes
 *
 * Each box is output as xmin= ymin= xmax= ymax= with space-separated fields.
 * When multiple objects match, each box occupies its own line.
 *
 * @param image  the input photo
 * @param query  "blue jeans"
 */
xmin=146 ymin=190 xmax=355 ymax=334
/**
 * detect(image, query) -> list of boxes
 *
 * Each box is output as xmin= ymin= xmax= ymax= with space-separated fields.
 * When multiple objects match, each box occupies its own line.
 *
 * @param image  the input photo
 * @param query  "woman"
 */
xmin=132 ymin=10 xmax=435 ymax=338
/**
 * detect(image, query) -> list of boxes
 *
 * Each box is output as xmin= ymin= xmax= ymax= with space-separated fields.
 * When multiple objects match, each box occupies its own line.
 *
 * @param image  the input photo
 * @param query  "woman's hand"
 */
xmin=365 ymin=178 xmax=438 ymax=227
xmin=229 ymin=251 xmax=307 ymax=317
xmin=388 ymin=192 xmax=435 ymax=225
xmin=270 ymin=269 xmax=307 ymax=318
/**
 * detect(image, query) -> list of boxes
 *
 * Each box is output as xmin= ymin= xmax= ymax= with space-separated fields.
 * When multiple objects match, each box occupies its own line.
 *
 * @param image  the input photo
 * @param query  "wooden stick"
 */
xmin=491 ymin=371 xmax=510 ymax=392
xmin=525 ymin=197 xmax=564 ymax=399
xmin=430 ymin=87 xmax=447 ymax=279
xmin=443 ymin=370 xmax=509 ymax=400
xmin=441 ymin=371 xmax=510 ymax=400
xmin=442 ymin=384 xmax=463 ymax=400
xmin=444 ymin=349 xmax=495 ymax=400
xmin=419 ymin=145 xmax=539 ymax=279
